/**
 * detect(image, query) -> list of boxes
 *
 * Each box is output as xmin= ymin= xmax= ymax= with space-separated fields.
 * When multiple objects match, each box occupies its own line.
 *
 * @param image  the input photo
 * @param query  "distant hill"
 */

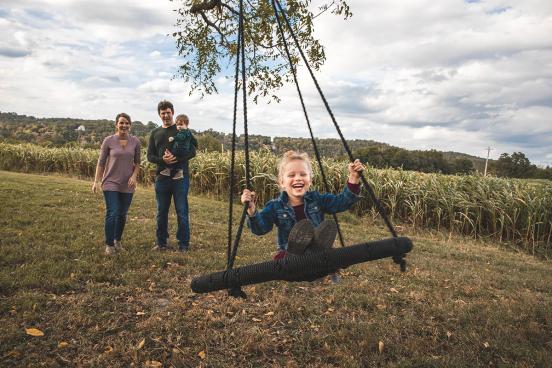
xmin=0 ymin=111 xmax=490 ymax=174
xmin=442 ymin=151 xmax=487 ymax=173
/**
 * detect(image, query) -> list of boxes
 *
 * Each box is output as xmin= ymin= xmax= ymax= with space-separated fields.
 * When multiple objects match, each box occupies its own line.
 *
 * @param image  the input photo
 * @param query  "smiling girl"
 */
xmin=241 ymin=150 xmax=365 ymax=260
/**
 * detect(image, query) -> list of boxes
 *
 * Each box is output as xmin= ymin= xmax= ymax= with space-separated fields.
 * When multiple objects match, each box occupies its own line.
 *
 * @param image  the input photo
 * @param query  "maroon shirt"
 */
xmin=98 ymin=134 xmax=141 ymax=193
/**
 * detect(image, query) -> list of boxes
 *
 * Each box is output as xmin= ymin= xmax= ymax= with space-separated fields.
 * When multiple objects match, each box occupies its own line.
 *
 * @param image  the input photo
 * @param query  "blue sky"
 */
xmin=0 ymin=0 xmax=551 ymax=166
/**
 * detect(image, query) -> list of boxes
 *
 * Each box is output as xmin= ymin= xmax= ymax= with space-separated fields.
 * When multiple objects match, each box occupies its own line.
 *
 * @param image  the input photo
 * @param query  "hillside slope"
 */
xmin=0 ymin=171 xmax=551 ymax=367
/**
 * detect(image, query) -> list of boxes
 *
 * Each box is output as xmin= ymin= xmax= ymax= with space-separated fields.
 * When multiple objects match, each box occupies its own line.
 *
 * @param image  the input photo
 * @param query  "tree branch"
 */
xmin=190 ymin=0 xmax=222 ymax=14
xmin=220 ymin=2 xmax=239 ymax=15
xmin=197 ymin=10 xmax=228 ymax=46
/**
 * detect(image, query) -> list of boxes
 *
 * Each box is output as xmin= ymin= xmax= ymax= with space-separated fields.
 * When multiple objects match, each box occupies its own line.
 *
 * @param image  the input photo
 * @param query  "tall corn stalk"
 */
xmin=1 ymin=143 xmax=550 ymax=254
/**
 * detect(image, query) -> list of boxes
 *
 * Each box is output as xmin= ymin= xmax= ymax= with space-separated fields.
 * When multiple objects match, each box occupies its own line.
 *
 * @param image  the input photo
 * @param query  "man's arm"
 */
xmin=147 ymin=130 xmax=164 ymax=164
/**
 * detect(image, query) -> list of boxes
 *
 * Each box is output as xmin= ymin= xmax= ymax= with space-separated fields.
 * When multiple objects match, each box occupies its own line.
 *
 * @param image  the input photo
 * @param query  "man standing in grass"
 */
xmin=147 ymin=100 xmax=196 ymax=251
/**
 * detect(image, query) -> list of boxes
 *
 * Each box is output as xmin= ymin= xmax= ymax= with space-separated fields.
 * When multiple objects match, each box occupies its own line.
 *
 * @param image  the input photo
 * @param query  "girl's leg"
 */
xmin=114 ymin=192 xmax=134 ymax=243
xmin=103 ymin=191 xmax=120 ymax=247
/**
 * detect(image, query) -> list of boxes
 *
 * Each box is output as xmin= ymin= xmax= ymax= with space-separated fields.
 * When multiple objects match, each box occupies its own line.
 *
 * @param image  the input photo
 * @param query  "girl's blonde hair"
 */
xmin=278 ymin=150 xmax=312 ymax=182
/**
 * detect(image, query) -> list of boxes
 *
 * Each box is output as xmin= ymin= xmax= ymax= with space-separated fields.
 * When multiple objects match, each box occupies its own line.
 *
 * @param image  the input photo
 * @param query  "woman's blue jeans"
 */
xmin=103 ymin=191 xmax=134 ymax=246
xmin=154 ymin=175 xmax=190 ymax=248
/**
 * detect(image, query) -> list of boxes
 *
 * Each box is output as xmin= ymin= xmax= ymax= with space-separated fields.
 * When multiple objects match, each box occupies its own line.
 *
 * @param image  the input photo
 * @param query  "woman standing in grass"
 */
xmin=92 ymin=113 xmax=141 ymax=255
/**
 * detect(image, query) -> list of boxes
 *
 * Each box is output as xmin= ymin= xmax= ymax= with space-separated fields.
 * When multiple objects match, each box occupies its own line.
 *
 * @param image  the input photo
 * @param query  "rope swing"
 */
xmin=191 ymin=0 xmax=413 ymax=297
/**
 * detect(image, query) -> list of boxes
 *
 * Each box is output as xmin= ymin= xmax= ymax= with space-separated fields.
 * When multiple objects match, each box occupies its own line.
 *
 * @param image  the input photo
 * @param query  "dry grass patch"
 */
xmin=1 ymin=171 xmax=551 ymax=367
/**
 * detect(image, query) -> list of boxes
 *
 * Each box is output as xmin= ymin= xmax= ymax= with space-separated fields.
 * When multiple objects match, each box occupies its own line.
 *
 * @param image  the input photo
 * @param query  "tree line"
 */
xmin=1 ymin=111 xmax=550 ymax=179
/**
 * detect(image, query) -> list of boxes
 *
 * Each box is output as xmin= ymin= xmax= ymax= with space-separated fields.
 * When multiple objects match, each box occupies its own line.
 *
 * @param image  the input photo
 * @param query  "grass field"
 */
xmin=1 ymin=171 xmax=551 ymax=367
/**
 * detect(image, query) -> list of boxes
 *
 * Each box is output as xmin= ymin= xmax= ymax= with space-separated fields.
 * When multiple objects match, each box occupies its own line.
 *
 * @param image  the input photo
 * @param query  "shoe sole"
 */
xmin=309 ymin=220 xmax=338 ymax=252
xmin=287 ymin=219 xmax=314 ymax=255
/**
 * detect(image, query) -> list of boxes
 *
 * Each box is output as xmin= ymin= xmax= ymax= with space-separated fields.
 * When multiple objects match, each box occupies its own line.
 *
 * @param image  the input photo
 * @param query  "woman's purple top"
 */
xmin=98 ymin=134 xmax=141 ymax=193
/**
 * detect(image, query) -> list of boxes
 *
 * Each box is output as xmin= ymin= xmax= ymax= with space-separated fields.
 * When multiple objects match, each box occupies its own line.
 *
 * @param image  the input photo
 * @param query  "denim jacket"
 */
xmin=247 ymin=186 xmax=360 ymax=251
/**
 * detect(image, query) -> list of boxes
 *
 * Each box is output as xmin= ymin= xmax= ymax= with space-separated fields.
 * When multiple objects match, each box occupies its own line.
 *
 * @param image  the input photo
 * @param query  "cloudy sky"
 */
xmin=1 ymin=0 xmax=551 ymax=165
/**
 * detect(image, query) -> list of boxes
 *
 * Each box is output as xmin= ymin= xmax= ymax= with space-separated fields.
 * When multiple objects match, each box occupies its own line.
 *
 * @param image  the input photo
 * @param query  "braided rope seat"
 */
xmin=191 ymin=236 xmax=412 ymax=293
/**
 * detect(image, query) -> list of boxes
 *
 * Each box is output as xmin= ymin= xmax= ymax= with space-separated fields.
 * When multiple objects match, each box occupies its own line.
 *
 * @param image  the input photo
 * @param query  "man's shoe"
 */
xmin=287 ymin=219 xmax=314 ymax=255
xmin=178 ymin=245 xmax=189 ymax=252
xmin=309 ymin=220 xmax=337 ymax=252
xmin=105 ymin=245 xmax=116 ymax=255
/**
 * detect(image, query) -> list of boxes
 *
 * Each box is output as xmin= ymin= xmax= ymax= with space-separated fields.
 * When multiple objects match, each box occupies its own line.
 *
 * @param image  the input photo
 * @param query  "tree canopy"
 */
xmin=172 ymin=0 xmax=352 ymax=101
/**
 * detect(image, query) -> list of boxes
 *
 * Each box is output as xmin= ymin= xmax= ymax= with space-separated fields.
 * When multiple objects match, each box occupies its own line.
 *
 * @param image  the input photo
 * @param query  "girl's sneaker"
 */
xmin=287 ymin=219 xmax=314 ymax=255
xmin=309 ymin=220 xmax=337 ymax=252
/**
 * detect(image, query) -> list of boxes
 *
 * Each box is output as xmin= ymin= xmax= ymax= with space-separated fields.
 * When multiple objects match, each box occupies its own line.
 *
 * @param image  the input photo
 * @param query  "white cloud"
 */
xmin=0 ymin=0 xmax=550 ymax=166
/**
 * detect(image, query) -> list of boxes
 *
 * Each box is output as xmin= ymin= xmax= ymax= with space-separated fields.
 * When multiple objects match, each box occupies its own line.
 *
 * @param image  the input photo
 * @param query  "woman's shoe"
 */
xmin=114 ymin=240 xmax=124 ymax=251
xmin=105 ymin=245 xmax=116 ymax=255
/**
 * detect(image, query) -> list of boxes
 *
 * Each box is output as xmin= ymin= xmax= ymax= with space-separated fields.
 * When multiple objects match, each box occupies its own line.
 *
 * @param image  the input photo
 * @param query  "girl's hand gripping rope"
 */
xmin=347 ymin=159 xmax=366 ymax=184
xmin=241 ymin=189 xmax=257 ymax=216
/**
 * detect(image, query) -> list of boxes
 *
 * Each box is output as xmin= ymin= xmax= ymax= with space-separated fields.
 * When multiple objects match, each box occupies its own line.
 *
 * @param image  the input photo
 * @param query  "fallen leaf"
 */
xmin=390 ymin=288 xmax=399 ymax=293
xmin=104 ymin=346 xmax=113 ymax=353
xmin=264 ymin=311 xmax=274 ymax=316
xmin=198 ymin=350 xmax=206 ymax=359
xmin=252 ymin=317 xmax=262 ymax=322
xmin=58 ymin=341 xmax=69 ymax=348
xmin=5 ymin=350 xmax=21 ymax=358
xmin=136 ymin=311 xmax=146 ymax=316
xmin=483 ymin=342 xmax=490 ymax=348
xmin=25 ymin=328 xmax=44 ymax=337
xmin=137 ymin=338 xmax=145 ymax=350
xmin=378 ymin=340 xmax=384 ymax=353
xmin=446 ymin=331 xmax=452 ymax=338
xmin=145 ymin=361 xmax=162 ymax=368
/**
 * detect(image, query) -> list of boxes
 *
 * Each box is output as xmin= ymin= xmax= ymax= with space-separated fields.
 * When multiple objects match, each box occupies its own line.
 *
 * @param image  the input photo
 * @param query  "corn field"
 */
xmin=1 ymin=142 xmax=551 ymax=254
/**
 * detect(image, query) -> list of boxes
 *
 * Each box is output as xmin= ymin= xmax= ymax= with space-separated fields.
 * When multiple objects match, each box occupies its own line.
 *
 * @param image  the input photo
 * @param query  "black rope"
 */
xmin=227 ymin=0 xmax=252 ymax=274
xmin=274 ymin=0 xmax=398 ymax=238
xmin=271 ymin=0 xmax=346 ymax=247
xmin=226 ymin=14 xmax=242 ymax=267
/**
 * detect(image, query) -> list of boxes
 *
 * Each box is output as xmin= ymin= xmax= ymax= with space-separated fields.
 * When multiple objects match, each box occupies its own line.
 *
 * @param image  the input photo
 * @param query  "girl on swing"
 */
xmin=241 ymin=150 xmax=365 ymax=260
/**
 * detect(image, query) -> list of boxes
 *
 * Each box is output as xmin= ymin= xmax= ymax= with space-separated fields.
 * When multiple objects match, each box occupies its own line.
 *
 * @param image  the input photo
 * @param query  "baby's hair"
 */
xmin=278 ymin=150 xmax=312 ymax=182
xmin=175 ymin=114 xmax=189 ymax=125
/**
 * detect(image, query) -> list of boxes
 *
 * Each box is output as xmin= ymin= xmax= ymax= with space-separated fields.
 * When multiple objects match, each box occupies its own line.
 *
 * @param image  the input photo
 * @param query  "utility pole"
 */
xmin=484 ymin=146 xmax=492 ymax=176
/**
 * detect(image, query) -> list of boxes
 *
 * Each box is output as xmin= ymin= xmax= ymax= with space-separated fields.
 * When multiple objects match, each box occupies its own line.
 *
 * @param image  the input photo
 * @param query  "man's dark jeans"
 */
xmin=155 ymin=175 xmax=190 ymax=249
xmin=103 ymin=191 xmax=134 ymax=246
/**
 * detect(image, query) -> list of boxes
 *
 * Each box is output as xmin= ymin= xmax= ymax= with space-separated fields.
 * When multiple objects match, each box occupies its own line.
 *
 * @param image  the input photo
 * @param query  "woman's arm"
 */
xmin=128 ymin=138 xmax=141 ymax=188
xmin=92 ymin=138 xmax=110 ymax=193
xmin=128 ymin=163 xmax=140 ymax=189
xmin=92 ymin=164 xmax=105 ymax=193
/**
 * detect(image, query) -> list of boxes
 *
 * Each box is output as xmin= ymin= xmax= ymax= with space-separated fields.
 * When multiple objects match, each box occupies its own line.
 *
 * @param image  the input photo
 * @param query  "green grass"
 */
xmin=1 ymin=170 xmax=551 ymax=367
